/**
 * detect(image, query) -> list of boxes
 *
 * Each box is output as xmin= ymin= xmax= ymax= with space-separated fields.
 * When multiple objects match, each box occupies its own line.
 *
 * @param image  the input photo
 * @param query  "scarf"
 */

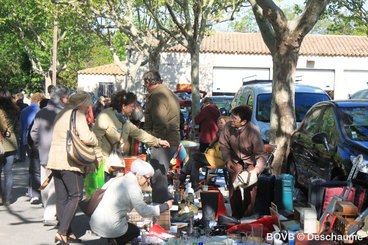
xmin=114 ymin=109 xmax=128 ymax=123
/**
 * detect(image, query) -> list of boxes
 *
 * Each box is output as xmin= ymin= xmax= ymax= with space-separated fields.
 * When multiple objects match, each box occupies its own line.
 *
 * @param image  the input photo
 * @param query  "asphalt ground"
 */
xmin=0 ymin=159 xmax=108 ymax=245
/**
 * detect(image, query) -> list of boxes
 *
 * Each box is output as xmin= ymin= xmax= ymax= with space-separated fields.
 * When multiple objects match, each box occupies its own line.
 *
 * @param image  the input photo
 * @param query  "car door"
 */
xmin=291 ymin=106 xmax=324 ymax=186
xmin=309 ymin=106 xmax=339 ymax=181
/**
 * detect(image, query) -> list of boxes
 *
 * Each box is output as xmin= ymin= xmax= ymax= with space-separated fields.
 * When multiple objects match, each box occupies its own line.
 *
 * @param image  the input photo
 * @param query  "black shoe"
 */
xmin=67 ymin=236 xmax=81 ymax=243
xmin=218 ymin=215 xmax=240 ymax=225
xmin=55 ymin=233 xmax=70 ymax=245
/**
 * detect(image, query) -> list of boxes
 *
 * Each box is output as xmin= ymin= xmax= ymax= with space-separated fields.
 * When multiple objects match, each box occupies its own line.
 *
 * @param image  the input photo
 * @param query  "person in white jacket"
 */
xmin=90 ymin=159 xmax=173 ymax=245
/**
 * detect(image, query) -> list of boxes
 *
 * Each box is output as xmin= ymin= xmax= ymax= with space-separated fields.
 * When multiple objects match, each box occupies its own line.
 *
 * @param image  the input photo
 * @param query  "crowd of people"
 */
xmin=0 ymin=70 xmax=267 ymax=245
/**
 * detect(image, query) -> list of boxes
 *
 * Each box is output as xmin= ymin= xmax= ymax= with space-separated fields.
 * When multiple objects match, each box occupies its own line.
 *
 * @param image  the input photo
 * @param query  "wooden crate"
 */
xmin=332 ymin=213 xmax=363 ymax=244
xmin=127 ymin=209 xmax=152 ymax=223
xmin=127 ymin=209 xmax=171 ymax=231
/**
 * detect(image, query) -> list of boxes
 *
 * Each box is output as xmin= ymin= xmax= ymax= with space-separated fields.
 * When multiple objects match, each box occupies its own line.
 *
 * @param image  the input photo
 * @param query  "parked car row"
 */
xmin=173 ymin=83 xmax=368 ymax=189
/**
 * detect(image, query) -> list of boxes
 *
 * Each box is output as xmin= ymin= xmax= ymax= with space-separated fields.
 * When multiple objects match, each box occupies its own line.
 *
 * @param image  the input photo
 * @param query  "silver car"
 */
xmin=231 ymin=80 xmax=331 ymax=142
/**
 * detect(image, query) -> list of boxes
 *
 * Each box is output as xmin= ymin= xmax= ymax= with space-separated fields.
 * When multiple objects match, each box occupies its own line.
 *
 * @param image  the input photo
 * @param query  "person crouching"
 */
xmin=89 ymin=159 xmax=173 ymax=245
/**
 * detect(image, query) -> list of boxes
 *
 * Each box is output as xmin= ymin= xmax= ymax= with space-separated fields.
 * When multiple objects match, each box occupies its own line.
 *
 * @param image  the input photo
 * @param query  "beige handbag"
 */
xmin=233 ymin=170 xmax=258 ymax=190
xmin=204 ymin=144 xmax=225 ymax=168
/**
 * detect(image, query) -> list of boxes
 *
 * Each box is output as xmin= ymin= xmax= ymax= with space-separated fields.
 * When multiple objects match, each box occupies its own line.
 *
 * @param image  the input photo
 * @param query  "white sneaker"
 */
xmin=357 ymin=229 xmax=368 ymax=238
xmin=30 ymin=197 xmax=40 ymax=204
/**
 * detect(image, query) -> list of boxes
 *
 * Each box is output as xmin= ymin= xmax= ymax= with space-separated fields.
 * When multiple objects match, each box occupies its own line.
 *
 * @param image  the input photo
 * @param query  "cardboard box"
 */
xmin=176 ymin=83 xmax=191 ymax=90
xmin=153 ymin=210 xmax=171 ymax=231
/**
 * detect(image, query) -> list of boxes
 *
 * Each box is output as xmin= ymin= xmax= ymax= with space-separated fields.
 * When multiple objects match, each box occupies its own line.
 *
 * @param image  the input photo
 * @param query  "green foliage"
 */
xmin=310 ymin=0 xmax=368 ymax=35
xmin=112 ymin=31 xmax=130 ymax=61
xmin=0 ymin=0 xmax=111 ymax=92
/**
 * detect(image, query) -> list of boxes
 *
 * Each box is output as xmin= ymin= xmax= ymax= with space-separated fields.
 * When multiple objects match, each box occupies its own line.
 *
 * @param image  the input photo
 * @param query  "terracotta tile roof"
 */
xmin=165 ymin=32 xmax=368 ymax=57
xmin=78 ymin=63 xmax=126 ymax=75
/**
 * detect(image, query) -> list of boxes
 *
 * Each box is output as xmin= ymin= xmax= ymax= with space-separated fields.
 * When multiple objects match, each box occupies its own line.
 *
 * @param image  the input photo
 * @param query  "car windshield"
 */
xmin=256 ymin=93 xmax=330 ymax=122
xmin=212 ymin=97 xmax=233 ymax=111
xmin=340 ymin=107 xmax=368 ymax=141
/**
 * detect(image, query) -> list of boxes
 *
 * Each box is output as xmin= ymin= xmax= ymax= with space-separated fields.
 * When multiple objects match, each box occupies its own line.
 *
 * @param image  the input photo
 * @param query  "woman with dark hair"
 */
xmin=0 ymin=88 xmax=20 ymax=206
xmin=92 ymin=90 xmax=170 ymax=183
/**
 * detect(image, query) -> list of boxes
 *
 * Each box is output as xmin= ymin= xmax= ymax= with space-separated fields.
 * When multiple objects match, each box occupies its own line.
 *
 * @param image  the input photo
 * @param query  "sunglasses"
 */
xmin=143 ymin=175 xmax=151 ymax=182
xmin=230 ymin=114 xmax=242 ymax=122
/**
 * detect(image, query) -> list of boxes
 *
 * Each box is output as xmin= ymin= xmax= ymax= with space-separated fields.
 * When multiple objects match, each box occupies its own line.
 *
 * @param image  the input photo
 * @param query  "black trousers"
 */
xmin=149 ymin=146 xmax=178 ymax=203
xmin=180 ymin=152 xmax=209 ymax=191
xmin=108 ymin=223 xmax=140 ymax=245
xmin=53 ymin=170 xmax=84 ymax=235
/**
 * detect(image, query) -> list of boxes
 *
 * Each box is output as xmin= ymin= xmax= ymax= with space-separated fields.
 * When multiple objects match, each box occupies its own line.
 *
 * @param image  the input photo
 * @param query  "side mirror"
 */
xmin=312 ymin=132 xmax=330 ymax=152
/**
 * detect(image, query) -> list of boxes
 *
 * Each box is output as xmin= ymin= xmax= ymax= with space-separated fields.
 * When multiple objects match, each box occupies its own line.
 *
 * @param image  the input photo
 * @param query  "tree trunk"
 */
xmin=44 ymin=72 xmax=52 ymax=95
xmin=189 ymin=44 xmax=201 ymax=140
xmin=269 ymin=38 xmax=299 ymax=175
xmin=148 ymin=50 xmax=160 ymax=72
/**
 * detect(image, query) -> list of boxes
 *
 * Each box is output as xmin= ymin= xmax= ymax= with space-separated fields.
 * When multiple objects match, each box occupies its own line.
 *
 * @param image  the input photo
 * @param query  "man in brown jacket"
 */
xmin=143 ymin=71 xmax=181 ymax=203
xmin=219 ymin=104 xmax=267 ymax=218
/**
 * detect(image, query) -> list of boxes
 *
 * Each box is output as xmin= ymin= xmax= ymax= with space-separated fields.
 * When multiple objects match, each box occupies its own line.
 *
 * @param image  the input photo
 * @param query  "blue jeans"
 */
xmin=26 ymin=145 xmax=41 ymax=199
xmin=0 ymin=152 xmax=15 ymax=203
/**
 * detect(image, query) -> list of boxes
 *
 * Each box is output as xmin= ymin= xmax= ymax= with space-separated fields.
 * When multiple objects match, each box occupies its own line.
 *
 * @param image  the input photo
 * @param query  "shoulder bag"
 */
xmin=66 ymin=109 xmax=96 ymax=166
xmin=79 ymin=187 xmax=106 ymax=217
xmin=79 ymin=176 xmax=121 ymax=216
xmin=0 ymin=131 xmax=4 ymax=156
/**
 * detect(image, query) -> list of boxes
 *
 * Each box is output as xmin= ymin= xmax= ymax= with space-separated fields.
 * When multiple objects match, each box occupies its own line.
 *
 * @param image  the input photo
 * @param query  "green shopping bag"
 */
xmin=84 ymin=159 xmax=105 ymax=197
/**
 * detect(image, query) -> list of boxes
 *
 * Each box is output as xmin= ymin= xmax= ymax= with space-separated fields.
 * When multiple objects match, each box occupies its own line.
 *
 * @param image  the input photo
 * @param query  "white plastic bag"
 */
xmin=107 ymin=148 xmax=125 ymax=167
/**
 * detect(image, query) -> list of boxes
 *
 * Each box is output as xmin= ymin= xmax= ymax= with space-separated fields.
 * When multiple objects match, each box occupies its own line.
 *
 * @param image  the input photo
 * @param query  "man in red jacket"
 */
xmin=195 ymin=97 xmax=221 ymax=153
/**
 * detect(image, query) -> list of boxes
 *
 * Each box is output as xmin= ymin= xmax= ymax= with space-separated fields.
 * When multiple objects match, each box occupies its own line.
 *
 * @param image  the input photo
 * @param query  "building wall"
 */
xmin=77 ymin=74 xmax=125 ymax=97
xmin=78 ymin=52 xmax=368 ymax=101
xmin=159 ymin=52 xmax=368 ymax=100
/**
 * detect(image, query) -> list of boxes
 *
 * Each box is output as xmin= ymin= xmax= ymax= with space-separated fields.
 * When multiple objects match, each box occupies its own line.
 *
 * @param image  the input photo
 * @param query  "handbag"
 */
xmin=0 ymin=131 xmax=4 ymax=155
xmin=204 ymin=145 xmax=224 ymax=168
xmin=79 ymin=188 xmax=106 ymax=216
xmin=79 ymin=175 xmax=121 ymax=216
xmin=38 ymin=172 xmax=54 ymax=191
xmin=66 ymin=109 xmax=96 ymax=166
xmin=107 ymin=147 xmax=125 ymax=167
xmin=233 ymin=170 xmax=258 ymax=190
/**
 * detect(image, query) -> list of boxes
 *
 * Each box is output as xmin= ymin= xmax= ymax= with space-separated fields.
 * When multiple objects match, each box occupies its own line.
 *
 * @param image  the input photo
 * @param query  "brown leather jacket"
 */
xmin=219 ymin=121 xmax=267 ymax=172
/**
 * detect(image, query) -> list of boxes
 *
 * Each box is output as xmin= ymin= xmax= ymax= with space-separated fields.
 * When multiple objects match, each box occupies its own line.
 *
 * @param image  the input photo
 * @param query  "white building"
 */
xmin=78 ymin=32 xmax=368 ymax=100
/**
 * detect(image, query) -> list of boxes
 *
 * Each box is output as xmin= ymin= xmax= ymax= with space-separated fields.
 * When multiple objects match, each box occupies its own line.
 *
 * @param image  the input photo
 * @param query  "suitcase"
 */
xmin=322 ymin=186 xmax=356 ymax=214
xmin=308 ymin=177 xmax=326 ymax=219
xmin=254 ymin=173 xmax=275 ymax=215
xmin=353 ymin=179 xmax=368 ymax=213
xmin=274 ymin=174 xmax=293 ymax=212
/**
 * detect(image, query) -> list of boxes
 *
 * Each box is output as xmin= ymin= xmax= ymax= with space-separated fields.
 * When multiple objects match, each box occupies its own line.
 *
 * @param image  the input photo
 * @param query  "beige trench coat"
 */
xmin=47 ymin=105 xmax=98 ymax=174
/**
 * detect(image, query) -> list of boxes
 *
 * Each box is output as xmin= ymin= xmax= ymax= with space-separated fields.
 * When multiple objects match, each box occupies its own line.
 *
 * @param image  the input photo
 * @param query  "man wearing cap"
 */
xmin=90 ymin=159 xmax=173 ymax=245
xmin=195 ymin=97 xmax=221 ymax=153
xmin=219 ymin=105 xmax=267 ymax=218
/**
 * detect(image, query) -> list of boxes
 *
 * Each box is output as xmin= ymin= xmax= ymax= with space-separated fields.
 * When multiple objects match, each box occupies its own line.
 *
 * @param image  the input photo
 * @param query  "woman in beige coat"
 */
xmin=93 ymin=90 xmax=170 ymax=180
xmin=47 ymin=91 xmax=98 ymax=244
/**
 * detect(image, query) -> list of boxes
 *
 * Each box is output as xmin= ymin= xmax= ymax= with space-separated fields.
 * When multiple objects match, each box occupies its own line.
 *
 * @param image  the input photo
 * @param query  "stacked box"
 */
xmin=274 ymin=174 xmax=294 ymax=212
